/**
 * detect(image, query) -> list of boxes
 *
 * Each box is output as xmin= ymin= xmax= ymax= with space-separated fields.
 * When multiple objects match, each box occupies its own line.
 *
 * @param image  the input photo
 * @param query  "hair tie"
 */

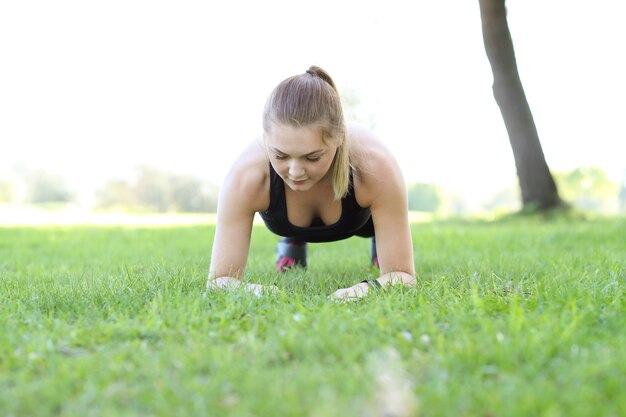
xmin=306 ymin=69 xmax=315 ymax=76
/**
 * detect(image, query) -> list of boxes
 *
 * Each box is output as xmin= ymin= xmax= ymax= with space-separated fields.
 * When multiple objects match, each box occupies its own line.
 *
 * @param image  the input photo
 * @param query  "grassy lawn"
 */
xmin=1 ymin=216 xmax=624 ymax=416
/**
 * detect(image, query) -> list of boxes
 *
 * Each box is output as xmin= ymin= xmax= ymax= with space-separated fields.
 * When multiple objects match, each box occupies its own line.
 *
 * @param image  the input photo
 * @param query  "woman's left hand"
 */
xmin=329 ymin=282 xmax=370 ymax=303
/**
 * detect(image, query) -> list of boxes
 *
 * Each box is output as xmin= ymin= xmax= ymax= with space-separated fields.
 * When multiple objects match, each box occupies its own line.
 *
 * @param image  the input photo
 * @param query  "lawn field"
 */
xmin=1 ymin=216 xmax=625 ymax=417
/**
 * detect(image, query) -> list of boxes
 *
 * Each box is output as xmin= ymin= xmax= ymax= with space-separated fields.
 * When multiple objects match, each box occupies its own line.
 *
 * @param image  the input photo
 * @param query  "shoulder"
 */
xmin=347 ymin=123 xmax=406 ymax=207
xmin=221 ymin=136 xmax=270 ymax=213
xmin=348 ymin=123 xmax=395 ymax=173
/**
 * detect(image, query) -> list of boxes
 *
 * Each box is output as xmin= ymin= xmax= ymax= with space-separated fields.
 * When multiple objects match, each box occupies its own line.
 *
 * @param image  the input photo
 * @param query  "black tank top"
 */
xmin=258 ymin=164 xmax=373 ymax=242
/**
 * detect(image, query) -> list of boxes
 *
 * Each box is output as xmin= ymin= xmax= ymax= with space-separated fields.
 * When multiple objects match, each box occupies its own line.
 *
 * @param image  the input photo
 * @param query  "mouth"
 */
xmin=290 ymin=178 xmax=307 ymax=185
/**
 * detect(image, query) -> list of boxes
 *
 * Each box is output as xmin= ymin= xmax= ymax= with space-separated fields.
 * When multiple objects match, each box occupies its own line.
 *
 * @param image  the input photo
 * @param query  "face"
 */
xmin=265 ymin=124 xmax=338 ymax=192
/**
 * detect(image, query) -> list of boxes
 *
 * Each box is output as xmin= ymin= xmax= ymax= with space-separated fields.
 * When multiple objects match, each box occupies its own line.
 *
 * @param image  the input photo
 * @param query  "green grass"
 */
xmin=1 ymin=217 xmax=625 ymax=417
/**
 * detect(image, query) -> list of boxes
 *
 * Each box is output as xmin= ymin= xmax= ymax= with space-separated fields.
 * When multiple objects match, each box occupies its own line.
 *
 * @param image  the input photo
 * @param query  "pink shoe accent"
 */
xmin=276 ymin=257 xmax=297 ymax=272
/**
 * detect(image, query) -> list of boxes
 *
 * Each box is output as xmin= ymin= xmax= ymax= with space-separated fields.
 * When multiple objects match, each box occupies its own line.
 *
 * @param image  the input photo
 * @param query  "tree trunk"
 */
xmin=478 ymin=0 xmax=562 ymax=211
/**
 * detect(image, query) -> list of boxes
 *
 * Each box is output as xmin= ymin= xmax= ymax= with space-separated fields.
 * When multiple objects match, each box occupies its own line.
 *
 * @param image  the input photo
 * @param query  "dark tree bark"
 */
xmin=479 ymin=0 xmax=562 ymax=211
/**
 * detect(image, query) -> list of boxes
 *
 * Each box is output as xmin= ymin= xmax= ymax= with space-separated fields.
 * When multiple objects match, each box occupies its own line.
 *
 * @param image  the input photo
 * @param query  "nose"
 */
xmin=288 ymin=160 xmax=305 ymax=178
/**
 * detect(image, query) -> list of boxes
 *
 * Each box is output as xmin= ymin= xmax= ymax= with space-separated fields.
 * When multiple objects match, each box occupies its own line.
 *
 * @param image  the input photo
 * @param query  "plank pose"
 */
xmin=207 ymin=66 xmax=415 ymax=300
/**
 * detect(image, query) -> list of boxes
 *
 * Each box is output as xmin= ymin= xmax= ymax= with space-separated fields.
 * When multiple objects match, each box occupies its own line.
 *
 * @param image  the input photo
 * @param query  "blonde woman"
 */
xmin=207 ymin=66 xmax=415 ymax=301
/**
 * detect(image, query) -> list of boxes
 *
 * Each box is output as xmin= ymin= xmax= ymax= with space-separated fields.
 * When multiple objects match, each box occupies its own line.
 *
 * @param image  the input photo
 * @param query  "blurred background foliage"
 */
xmin=0 ymin=179 xmax=13 ymax=204
xmin=553 ymin=167 xmax=620 ymax=212
xmin=0 ymin=166 xmax=219 ymax=213
xmin=0 ymin=165 xmax=623 ymax=215
xmin=95 ymin=166 xmax=219 ymax=213
xmin=404 ymin=166 xmax=624 ymax=215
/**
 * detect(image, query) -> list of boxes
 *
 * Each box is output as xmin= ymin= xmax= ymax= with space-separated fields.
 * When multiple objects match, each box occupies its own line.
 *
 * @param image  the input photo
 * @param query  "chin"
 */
xmin=288 ymin=179 xmax=316 ymax=191
xmin=289 ymin=183 xmax=311 ymax=192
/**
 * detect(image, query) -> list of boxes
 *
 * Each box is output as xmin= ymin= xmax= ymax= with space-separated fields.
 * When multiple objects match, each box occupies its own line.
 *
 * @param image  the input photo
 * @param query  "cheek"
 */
xmin=271 ymin=160 xmax=300 ymax=180
xmin=270 ymin=161 xmax=287 ymax=175
xmin=318 ymin=162 xmax=332 ymax=176
xmin=321 ymin=156 xmax=335 ymax=173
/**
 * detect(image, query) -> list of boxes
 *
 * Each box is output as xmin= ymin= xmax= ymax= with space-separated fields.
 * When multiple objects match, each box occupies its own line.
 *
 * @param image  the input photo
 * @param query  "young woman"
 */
xmin=207 ymin=66 xmax=415 ymax=301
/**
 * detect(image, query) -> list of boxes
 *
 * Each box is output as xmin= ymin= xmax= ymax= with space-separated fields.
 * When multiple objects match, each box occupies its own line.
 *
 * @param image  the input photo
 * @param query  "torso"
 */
xmin=258 ymin=160 xmax=374 ymax=242
xmin=283 ymin=175 xmax=340 ymax=227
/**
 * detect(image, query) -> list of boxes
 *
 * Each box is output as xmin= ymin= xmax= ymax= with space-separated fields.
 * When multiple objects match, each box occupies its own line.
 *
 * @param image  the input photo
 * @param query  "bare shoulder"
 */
xmin=221 ymin=136 xmax=270 ymax=213
xmin=348 ymin=123 xmax=395 ymax=173
xmin=348 ymin=123 xmax=406 ymax=207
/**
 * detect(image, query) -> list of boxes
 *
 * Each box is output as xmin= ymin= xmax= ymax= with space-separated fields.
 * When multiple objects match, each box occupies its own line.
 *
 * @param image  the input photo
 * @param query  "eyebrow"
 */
xmin=270 ymin=147 xmax=326 ymax=157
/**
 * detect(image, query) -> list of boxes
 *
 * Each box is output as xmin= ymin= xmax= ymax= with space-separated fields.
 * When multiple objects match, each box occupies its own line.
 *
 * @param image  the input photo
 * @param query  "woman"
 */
xmin=207 ymin=66 xmax=415 ymax=301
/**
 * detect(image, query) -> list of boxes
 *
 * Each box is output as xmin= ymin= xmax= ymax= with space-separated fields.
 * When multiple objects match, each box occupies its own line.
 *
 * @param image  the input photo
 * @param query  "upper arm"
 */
xmin=367 ymin=152 xmax=415 ymax=277
xmin=209 ymin=148 xmax=267 ymax=280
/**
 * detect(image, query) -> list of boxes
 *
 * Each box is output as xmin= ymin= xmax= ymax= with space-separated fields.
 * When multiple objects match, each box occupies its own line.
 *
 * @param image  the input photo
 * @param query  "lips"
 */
xmin=290 ymin=178 xmax=307 ymax=185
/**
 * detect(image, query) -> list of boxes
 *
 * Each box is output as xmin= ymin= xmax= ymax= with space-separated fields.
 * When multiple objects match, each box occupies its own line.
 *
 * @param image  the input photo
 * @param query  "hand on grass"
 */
xmin=329 ymin=282 xmax=370 ymax=303
xmin=243 ymin=282 xmax=278 ymax=297
xmin=207 ymin=277 xmax=278 ymax=297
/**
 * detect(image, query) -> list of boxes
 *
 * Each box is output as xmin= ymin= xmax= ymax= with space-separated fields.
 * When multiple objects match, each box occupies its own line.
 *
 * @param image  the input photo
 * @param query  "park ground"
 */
xmin=1 ymin=214 xmax=624 ymax=416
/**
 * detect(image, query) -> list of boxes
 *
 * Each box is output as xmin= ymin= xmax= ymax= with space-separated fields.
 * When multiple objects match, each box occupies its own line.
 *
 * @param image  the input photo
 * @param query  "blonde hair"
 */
xmin=263 ymin=66 xmax=350 ymax=200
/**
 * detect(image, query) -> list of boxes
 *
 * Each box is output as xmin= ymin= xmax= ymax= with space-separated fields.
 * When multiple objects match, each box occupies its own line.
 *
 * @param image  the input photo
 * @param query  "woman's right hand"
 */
xmin=207 ymin=276 xmax=278 ymax=297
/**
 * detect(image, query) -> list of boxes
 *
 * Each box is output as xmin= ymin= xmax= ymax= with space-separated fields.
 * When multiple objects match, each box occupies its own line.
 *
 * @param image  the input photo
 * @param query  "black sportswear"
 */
xmin=259 ymin=164 xmax=374 ymax=243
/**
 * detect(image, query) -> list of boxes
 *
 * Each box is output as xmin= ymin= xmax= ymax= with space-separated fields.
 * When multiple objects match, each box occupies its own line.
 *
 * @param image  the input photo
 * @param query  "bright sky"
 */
xmin=1 ymin=0 xmax=624 ymax=205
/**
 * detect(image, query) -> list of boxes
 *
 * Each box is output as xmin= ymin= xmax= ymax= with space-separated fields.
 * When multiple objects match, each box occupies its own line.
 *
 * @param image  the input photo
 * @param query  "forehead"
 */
xmin=266 ymin=125 xmax=327 ymax=153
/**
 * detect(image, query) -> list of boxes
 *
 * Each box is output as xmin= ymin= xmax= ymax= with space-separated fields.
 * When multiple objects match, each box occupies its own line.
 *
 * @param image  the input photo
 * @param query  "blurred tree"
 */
xmin=441 ymin=189 xmax=471 ymax=216
xmin=95 ymin=166 xmax=218 ymax=213
xmin=0 ymin=179 xmax=13 ymax=203
xmin=554 ymin=167 xmax=619 ymax=212
xmin=26 ymin=170 xmax=74 ymax=204
xmin=134 ymin=166 xmax=170 ymax=212
xmin=619 ymin=171 xmax=626 ymax=213
xmin=169 ymin=174 xmax=218 ymax=213
xmin=483 ymin=184 xmax=520 ymax=212
xmin=95 ymin=180 xmax=138 ymax=210
xmin=407 ymin=182 xmax=442 ymax=212
xmin=479 ymin=0 xmax=563 ymax=211
xmin=341 ymin=88 xmax=377 ymax=129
